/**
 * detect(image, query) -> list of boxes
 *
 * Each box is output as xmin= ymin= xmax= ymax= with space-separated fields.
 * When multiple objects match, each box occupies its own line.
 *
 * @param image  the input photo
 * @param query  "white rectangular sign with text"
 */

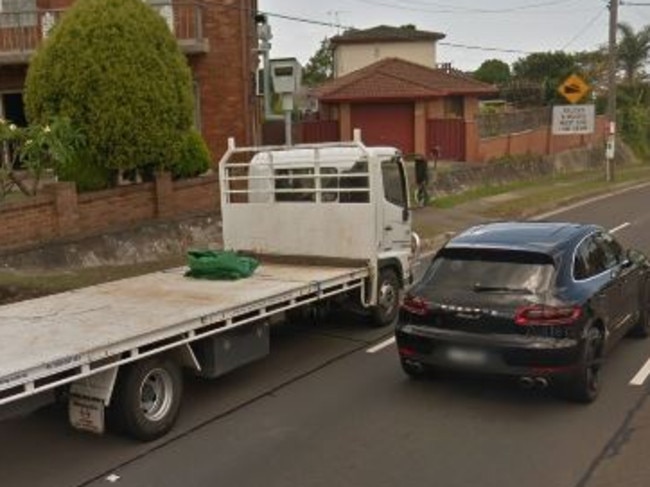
xmin=552 ymin=105 xmax=595 ymax=135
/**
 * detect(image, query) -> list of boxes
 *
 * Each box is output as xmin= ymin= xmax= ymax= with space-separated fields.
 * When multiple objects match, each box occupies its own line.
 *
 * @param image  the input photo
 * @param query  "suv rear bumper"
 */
xmin=395 ymin=324 xmax=585 ymax=377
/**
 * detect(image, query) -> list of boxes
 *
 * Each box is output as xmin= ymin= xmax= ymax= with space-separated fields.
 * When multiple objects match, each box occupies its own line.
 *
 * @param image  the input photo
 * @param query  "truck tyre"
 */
xmin=109 ymin=357 xmax=183 ymax=441
xmin=372 ymin=268 xmax=400 ymax=327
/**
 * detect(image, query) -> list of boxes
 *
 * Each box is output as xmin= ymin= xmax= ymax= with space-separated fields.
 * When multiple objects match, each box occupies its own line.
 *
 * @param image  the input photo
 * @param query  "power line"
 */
xmin=350 ymin=0 xmax=588 ymax=14
xmin=260 ymin=11 xmax=352 ymax=29
xmin=391 ymin=0 xmax=578 ymax=8
xmin=258 ymin=10 xmax=535 ymax=55
xmin=561 ymin=7 xmax=608 ymax=49
xmin=257 ymin=3 xmax=602 ymax=58
xmin=439 ymin=42 xmax=534 ymax=54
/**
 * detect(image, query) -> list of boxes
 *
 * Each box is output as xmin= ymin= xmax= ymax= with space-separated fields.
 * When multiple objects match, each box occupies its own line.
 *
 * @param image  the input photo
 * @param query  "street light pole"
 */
xmin=606 ymin=0 xmax=619 ymax=182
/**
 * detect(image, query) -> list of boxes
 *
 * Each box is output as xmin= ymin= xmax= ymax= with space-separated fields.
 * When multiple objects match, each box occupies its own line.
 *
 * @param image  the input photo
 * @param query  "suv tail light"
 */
xmin=515 ymin=304 xmax=582 ymax=326
xmin=402 ymin=295 xmax=431 ymax=316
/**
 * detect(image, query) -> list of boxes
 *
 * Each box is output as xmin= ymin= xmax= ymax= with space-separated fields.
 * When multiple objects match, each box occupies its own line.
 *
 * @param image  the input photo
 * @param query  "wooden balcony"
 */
xmin=0 ymin=2 xmax=208 ymax=66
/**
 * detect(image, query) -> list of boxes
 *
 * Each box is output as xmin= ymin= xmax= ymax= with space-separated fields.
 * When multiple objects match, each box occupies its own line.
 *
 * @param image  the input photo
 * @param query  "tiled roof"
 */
xmin=331 ymin=25 xmax=446 ymax=45
xmin=314 ymin=58 xmax=497 ymax=102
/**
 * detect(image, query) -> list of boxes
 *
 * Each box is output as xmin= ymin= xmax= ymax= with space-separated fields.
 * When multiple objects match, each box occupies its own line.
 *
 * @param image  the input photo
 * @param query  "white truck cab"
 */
xmin=219 ymin=131 xmax=416 ymax=325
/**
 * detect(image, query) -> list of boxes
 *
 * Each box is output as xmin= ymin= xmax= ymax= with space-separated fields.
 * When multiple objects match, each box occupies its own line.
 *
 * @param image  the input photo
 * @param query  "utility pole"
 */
xmin=606 ymin=0 xmax=619 ymax=182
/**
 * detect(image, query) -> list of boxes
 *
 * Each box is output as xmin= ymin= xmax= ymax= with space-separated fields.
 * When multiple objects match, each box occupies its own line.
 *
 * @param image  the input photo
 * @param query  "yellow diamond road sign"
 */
xmin=558 ymin=74 xmax=590 ymax=104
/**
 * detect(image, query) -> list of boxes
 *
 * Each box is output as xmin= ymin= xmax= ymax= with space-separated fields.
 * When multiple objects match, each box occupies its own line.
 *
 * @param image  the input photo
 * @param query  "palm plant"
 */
xmin=617 ymin=22 xmax=650 ymax=84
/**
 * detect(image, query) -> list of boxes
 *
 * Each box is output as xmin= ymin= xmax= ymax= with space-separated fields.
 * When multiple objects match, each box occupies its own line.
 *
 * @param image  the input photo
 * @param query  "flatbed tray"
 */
xmin=0 ymin=262 xmax=368 ymax=403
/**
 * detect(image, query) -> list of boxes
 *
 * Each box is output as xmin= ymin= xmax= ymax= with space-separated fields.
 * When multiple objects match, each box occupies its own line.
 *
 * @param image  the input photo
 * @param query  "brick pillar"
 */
xmin=340 ymin=103 xmax=352 ymax=141
xmin=155 ymin=171 xmax=174 ymax=219
xmin=414 ymin=101 xmax=427 ymax=155
xmin=45 ymin=182 xmax=79 ymax=236
xmin=546 ymin=125 xmax=554 ymax=155
xmin=464 ymin=120 xmax=479 ymax=162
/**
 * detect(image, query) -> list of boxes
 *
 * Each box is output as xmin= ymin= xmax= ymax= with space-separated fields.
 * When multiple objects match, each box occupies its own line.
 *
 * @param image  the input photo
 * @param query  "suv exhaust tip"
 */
xmin=519 ymin=377 xmax=535 ymax=389
xmin=534 ymin=377 xmax=549 ymax=389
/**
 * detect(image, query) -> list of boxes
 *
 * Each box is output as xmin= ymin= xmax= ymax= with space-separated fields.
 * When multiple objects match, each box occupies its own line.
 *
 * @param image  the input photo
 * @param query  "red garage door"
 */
xmin=351 ymin=103 xmax=414 ymax=154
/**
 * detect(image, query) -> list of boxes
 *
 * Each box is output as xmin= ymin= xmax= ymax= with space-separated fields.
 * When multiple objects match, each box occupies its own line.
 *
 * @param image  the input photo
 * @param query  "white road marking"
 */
xmin=367 ymin=337 xmax=396 ymax=354
xmin=609 ymin=222 xmax=631 ymax=234
xmin=105 ymin=474 xmax=121 ymax=483
xmin=532 ymin=181 xmax=650 ymax=221
xmin=630 ymin=358 xmax=650 ymax=386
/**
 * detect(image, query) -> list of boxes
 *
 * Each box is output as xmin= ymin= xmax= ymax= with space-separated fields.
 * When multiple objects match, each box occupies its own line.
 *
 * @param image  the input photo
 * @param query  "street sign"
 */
xmin=558 ymin=74 xmax=591 ymax=104
xmin=552 ymin=105 xmax=595 ymax=134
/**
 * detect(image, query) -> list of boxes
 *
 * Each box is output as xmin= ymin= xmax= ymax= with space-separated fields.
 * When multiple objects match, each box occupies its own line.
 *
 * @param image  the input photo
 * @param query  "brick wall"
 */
xmin=477 ymin=116 xmax=608 ymax=162
xmin=190 ymin=0 xmax=259 ymax=162
xmin=0 ymin=173 xmax=220 ymax=253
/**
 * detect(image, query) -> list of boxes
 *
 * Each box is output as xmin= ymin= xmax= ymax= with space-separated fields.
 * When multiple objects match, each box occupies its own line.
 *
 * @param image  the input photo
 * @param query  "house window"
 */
xmin=145 ymin=0 xmax=174 ymax=32
xmin=0 ymin=91 xmax=27 ymax=169
xmin=0 ymin=0 xmax=37 ymax=28
xmin=444 ymin=96 xmax=464 ymax=118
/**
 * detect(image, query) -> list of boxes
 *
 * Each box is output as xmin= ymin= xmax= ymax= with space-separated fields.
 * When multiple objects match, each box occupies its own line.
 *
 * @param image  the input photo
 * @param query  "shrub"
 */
xmin=24 ymin=0 xmax=194 ymax=186
xmin=168 ymin=129 xmax=212 ymax=180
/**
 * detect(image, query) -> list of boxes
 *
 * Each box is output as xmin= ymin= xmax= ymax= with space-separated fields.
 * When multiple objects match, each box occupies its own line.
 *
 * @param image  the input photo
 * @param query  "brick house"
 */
xmin=313 ymin=57 xmax=497 ymax=161
xmin=331 ymin=24 xmax=446 ymax=77
xmin=307 ymin=25 xmax=498 ymax=161
xmin=0 ymin=0 xmax=259 ymax=162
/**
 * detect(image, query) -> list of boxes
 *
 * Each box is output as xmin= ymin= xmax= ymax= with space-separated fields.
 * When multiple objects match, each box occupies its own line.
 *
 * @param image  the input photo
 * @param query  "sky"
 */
xmin=258 ymin=0 xmax=650 ymax=71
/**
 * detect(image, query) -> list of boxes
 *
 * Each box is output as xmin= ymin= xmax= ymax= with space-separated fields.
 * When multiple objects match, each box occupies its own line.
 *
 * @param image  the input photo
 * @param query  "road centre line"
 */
xmin=367 ymin=337 xmax=395 ymax=354
xmin=630 ymin=358 xmax=650 ymax=386
xmin=610 ymin=222 xmax=631 ymax=234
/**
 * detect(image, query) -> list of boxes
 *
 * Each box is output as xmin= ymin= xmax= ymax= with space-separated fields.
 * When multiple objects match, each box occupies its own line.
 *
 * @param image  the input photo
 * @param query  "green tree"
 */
xmin=302 ymin=38 xmax=334 ymax=87
xmin=573 ymin=49 xmax=608 ymax=89
xmin=24 ymin=0 xmax=194 ymax=190
xmin=474 ymin=59 xmax=511 ymax=85
xmin=617 ymin=22 xmax=650 ymax=84
xmin=512 ymin=51 xmax=578 ymax=104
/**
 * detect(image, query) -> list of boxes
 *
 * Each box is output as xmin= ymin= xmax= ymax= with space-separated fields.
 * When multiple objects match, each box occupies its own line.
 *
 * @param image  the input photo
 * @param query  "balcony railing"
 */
xmin=0 ymin=2 xmax=208 ymax=65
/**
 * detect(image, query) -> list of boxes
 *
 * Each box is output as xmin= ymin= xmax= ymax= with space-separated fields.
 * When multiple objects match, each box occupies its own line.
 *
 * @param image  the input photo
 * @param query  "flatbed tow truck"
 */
xmin=0 ymin=133 xmax=417 ymax=441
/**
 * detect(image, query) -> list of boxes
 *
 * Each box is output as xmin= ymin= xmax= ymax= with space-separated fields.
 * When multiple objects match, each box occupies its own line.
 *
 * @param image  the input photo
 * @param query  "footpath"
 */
xmin=412 ymin=173 xmax=650 ymax=487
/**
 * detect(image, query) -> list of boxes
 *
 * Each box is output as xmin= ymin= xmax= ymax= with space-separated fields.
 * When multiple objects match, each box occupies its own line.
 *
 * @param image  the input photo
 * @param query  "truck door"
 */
xmin=380 ymin=157 xmax=411 ymax=252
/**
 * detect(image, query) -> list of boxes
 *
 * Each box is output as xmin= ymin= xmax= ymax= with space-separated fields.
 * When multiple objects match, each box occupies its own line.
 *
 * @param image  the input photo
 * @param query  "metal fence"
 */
xmin=0 ymin=3 xmax=204 ymax=57
xmin=477 ymin=107 xmax=552 ymax=139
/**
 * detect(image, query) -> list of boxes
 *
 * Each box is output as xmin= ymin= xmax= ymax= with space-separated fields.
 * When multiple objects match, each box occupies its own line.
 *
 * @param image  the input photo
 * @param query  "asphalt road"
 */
xmin=3 ymin=183 xmax=650 ymax=487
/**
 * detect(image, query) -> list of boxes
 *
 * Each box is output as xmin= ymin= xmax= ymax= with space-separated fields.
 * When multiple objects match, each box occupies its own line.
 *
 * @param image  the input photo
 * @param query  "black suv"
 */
xmin=395 ymin=222 xmax=650 ymax=402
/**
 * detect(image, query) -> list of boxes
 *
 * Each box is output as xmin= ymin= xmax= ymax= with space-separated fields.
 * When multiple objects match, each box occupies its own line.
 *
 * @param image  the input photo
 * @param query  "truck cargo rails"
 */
xmin=0 ymin=132 xmax=418 ymax=441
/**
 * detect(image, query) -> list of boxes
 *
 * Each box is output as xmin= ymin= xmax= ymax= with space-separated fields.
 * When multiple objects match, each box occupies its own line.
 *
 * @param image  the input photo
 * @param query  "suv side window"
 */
xmin=574 ymin=236 xmax=608 ymax=280
xmin=573 ymin=242 xmax=590 ymax=280
xmin=595 ymin=232 xmax=624 ymax=269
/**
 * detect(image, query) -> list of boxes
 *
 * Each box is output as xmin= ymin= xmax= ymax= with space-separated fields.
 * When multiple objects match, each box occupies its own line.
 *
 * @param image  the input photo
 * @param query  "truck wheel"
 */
xmin=372 ymin=268 xmax=400 ymax=327
xmin=109 ymin=357 xmax=183 ymax=441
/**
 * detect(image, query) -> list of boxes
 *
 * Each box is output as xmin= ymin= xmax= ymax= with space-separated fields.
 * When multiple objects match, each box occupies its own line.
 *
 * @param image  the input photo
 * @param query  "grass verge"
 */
xmin=0 ymin=257 xmax=185 ymax=304
xmin=479 ymin=164 xmax=650 ymax=219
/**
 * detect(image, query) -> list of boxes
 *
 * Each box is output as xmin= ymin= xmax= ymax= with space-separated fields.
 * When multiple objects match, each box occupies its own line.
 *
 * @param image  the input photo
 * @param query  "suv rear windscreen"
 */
xmin=419 ymin=248 xmax=556 ymax=296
